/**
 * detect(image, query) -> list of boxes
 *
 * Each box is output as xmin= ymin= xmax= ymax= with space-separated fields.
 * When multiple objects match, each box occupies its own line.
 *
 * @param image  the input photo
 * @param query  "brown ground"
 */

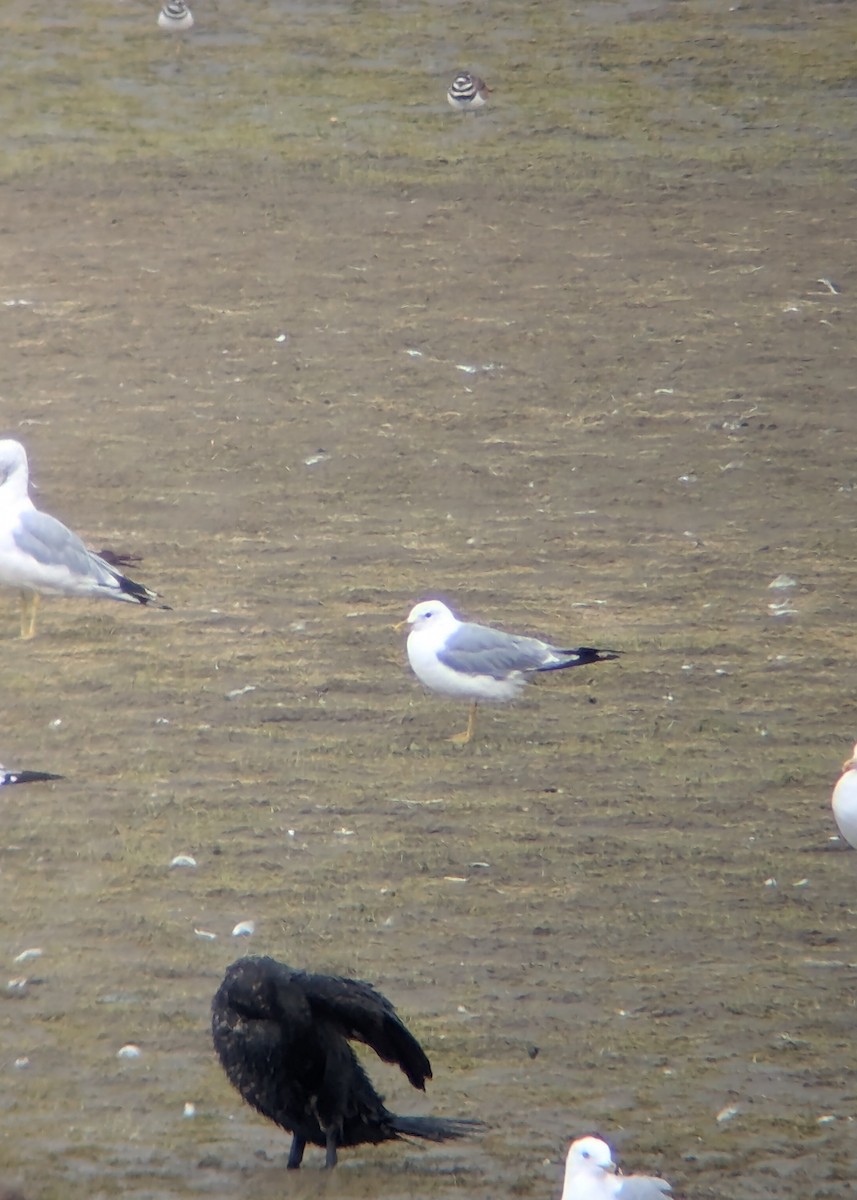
xmin=2 ymin=0 xmax=857 ymax=1197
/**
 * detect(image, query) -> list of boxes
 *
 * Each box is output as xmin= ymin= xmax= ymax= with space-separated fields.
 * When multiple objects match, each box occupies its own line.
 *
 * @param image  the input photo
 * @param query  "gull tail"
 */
xmin=114 ymin=570 xmax=172 ymax=611
xmin=540 ymin=646 xmax=621 ymax=672
xmin=390 ymin=1114 xmax=485 ymax=1143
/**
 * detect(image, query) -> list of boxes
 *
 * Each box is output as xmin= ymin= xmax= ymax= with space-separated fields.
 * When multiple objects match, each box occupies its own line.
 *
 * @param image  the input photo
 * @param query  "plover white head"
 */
xmin=447 ymin=72 xmax=491 ymax=113
xmin=158 ymin=1 xmax=194 ymax=33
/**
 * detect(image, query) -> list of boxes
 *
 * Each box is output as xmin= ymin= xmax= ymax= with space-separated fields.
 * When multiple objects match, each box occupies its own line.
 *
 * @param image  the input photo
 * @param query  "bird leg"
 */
xmin=286 ymin=1134 xmax=306 ymax=1170
xmin=324 ymin=1129 xmax=339 ymax=1169
xmin=449 ymin=701 xmax=478 ymax=745
xmin=19 ymin=591 xmax=40 ymax=640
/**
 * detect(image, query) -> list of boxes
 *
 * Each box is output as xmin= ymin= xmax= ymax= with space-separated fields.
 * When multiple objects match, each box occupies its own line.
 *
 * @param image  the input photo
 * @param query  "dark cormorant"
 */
xmin=211 ymin=955 xmax=482 ymax=1169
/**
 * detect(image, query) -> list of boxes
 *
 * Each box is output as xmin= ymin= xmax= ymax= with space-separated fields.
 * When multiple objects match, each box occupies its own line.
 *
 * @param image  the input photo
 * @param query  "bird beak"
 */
xmin=394 ymin=619 xmax=409 ymax=632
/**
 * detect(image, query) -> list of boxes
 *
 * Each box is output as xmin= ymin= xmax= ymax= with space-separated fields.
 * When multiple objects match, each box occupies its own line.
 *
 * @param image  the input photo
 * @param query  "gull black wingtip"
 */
xmin=1 ymin=770 xmax=63 ymax=786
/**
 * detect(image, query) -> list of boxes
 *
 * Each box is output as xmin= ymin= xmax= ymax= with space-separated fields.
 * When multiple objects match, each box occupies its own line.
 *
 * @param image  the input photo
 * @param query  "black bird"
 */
xmin=211 ymin=955 xmax=482 ymax=1169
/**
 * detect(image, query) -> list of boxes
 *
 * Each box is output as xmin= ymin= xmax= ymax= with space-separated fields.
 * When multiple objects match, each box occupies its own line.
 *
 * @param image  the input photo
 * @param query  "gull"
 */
xmin=561 ymin=1136 xmax=673 ymax=1200
xmin=0 ymin=439 xmax=170 ymax=639
xmin=1 ymin=762 xmax=62 ymax=787
xmin=832 ymin=743 xmax=857 ymax=848
xmin=400 ymin=599 xmax=620 ymax=744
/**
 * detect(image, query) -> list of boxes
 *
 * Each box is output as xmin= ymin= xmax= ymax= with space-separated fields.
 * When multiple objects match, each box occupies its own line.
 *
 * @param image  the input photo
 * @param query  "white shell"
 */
xmin=13 ymin=948 xmax=43 ymax=964
xmin=170 ymin=854 xmax=197 ymax=868
xmin=231 ymin=920 xmax=255 ymax=937
xmin=117 ymin=1043 xmax=141 ymax=1059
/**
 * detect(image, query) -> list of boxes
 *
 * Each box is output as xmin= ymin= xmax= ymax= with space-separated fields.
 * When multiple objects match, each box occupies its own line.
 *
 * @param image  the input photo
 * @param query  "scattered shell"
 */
xmin=764 ymin=878 xmax=778 ymax=888
xmin=117 ymin=1044 xmax=141 ymax=1059
xmin=183 ymin=1102 xmax=197 ymax=1118
xmin=456 ymin=362 xmax=499 ymax=374
xmin=768 ymin=574 xmax=797 ymax=590
xmin=335 ymin=828 xmax=355 ymax=837
xmin=6 ymin=978 xmax=29 ymax=996
xmin=225 ymin=686 xmax=256 ymax=700
xmin=231 ymin=920 xmax=255 ymax=937
xmin=715 ymin=1104 xmax=740 ymax=1124
xmin=303 ymin=451 xmax=329 ymax=467
xmin=13 ymin=1056 xmax=30 ymax=1069
xmin=404 ymin=348 xmax=423 ymax=358
xmin=768 ymin=601 xmax=798 ymax=616
xmin=170 ymin=854 xmax=197 ymax=869
xmin=194 ymin=928 xmax=217 ymax=941
xmin=817 ymin=1114 xmax=836 ymax=1124
xmin=12 ymin=948 xmax=43 ymax=964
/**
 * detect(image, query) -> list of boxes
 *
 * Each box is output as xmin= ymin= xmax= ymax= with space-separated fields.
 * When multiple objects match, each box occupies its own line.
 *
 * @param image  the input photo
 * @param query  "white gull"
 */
xmin=400 ymin=599 xmax=620 ymax=744
xmin=561 ymin=1136 xmax=673 ymax=1200
xmin=0 ymin=439 xmax=169 ymax=638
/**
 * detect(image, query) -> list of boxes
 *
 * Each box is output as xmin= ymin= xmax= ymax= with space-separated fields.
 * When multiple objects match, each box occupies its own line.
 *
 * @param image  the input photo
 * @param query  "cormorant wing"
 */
xmin=292 ymin=970 xmax=432 ymax=1090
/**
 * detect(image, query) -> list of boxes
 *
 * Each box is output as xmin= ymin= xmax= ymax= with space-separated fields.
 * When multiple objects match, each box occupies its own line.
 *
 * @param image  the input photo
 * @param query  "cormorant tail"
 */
xmin=390 ymin=1115 xmax=484 ymax=1142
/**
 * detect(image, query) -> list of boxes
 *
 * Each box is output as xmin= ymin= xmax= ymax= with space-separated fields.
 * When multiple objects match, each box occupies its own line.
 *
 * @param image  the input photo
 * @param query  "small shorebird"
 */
xmin=158 ymin=1 xmax=194 ymax=33
xmin=447 ymin=72 xmax=491 ymax=113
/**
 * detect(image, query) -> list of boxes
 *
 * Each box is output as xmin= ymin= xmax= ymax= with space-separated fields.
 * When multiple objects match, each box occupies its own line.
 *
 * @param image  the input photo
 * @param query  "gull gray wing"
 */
xmin=15 ymin=509 xmax=117 ymax=586
xmin=618 ymin=1175 xmax=673 ymax=1199
xmin=436 ymin=622 xmax=551 ymax=678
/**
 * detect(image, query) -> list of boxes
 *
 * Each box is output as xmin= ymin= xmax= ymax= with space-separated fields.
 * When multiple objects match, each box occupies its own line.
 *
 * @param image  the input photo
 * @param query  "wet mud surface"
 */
xmin=2 ymin=0 xmax=857 ymax=1197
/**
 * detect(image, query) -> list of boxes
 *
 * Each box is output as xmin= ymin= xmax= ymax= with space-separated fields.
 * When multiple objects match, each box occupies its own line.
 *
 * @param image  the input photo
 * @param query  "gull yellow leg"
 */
xmin=449 ymin=701 xmax=478 ymax=745
xmin=19 ymin=591 xmax=40 ymax=640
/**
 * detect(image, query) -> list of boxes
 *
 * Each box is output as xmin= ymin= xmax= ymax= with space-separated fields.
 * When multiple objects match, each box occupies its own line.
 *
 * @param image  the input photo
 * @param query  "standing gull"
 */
xmin=561 ymin=1136 xmax=673 ymax=1200
xmin=831 ymin=743 xmax=857 ymax=848
xmin=400 ymin=599 xmax=620 ymax=744
xmin=0 ymin=439 xmax=169 ymax=639
xmin=211 ymin=955 xmax=482 ymax=1169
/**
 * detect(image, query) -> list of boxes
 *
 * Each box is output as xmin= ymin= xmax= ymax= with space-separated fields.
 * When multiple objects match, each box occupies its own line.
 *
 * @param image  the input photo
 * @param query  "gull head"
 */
xmin=403 ymin=599 xmax=458 ymax=637
xmin=0 ymin=439 xmax=28 ymax=488
xmin=567 ymin=1136 xmax=617 ymax=1175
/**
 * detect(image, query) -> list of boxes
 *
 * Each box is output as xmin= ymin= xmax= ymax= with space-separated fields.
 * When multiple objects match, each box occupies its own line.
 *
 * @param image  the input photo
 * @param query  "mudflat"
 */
xmin=2 ymin=1 xmax=856 ymax=1197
